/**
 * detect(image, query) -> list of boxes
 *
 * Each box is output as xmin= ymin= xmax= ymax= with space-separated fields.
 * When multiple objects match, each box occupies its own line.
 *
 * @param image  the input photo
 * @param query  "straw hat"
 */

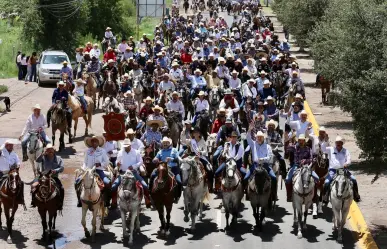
xmin=217 ymin=108 xmax=226 ymax=114
xmin=266 ymin=96 xmax=274 ymax=101
xmin=171 ymin=91 xmax=179 ymax=96
xmin=84 ymin=135 xmax=105 ymax=148
xmin=194 ymin=69 xmax=202 ymax=75
xmin=198 ymin=91 xmax=205 ymax=96
xmin=143 ymin=96 xmax=154 ymax=103
xmin=335 ymin=136 xmax=345 ymax=144
xmin=152 ymin=105 xmax=163 ymax=112
xmin=300 ymin=110 xmax=308 ymax=115
xmin=44 ymin=143 xmax=55 ymax=151
xmin=218 ymin=57 xmax=225 ymax=62
xmin=231 ymin=70 xmax=239 ymax=75
xmin=106 ymin=27 xmax=112 ymax=30
xmin=107 ymin=59 xmax=114 ymax=63
xmin=146 ymin=119 xmax=163 ymax=127
xmin=265 ymin=119 xmax=278 ymax=129
xmin=296 ymin=134 xmax=309 ymax=142
xmin=172 ymin=62 xmax=179 ymax=67
xmin=224 ymin=89 xmax=233 ymax=95
xmin=121 ymin=139 xmax=132 ymax=148
xmin=295 ymin=93 xmax=303 ymax=99
xmin=0 ymin=139 xmax=20 ymax=150
xmin=161 ymin=137 xmax=172 ymax=144
xmin=319 ymin=126 xmax=326 ymax=132
xmin=62 ymin=60 xmax=68 ymax=64
xmin=58 ymin=81 xmax=65 ymax=86
xmin=31 ymin=104 xmax=41 ymax=111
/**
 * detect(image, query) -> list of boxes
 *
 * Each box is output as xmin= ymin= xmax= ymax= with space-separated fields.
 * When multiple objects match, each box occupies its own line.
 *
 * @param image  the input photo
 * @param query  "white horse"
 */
xmin=132 ymin=78 xmax=143 ymax=113
xmin=118 ymin=170 xmax=143 ymax=245
xmin=221 ymin=158 xmax=244 ymax=231
xmin=330 ymin=169 xmax=353 ymax=243
xmin=292 ymin=163 xmax=315 ymax=239
xmin=75 ymin=166 xmax=105 ymax=242
xmin=179 ymin=156 xmax=210 ymax=231
xmin=208 ymin=87 xmax=221 ymax=122
xmin=27 ymin=131 xmax=43 ymax=177
xmin=102 ymin=96 xmax=124 ymax=114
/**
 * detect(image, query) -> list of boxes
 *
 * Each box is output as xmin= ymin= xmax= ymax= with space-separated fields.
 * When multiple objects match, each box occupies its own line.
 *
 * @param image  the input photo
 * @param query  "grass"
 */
xmin=0 ymin=85 xmax=8 ymax=94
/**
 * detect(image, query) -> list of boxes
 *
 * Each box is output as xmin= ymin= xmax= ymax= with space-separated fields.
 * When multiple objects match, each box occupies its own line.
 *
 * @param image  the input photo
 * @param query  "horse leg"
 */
xmin=83 ymin=116 xmax=89 ymax=136
xmin=251 ymin=204 xmax=258 ymax=228
xmin=99 ymin=202 xmax=105 ymax=231
xmin=259 ymin=206 xmax=266 ymax=231
xmin=157 ymin=206 xmax=166 ymax=236
xmin=48 ymin=211 xmax=54 ymax=240
xmin=128 ymin=210 xmax=137 ymax=245
xmin=225 ymin=211 xmax=230 ymax=231
xmin=121 ymin=210 xmax=129 ymax=239
xmin=74 ymin=119 xmax=78 ymax=138
xmin=198 ymin=199 xmax=204 ymax=221
xmin=303 ymin=202 xmax=312 ymax=231
xmin=91 ymin=207 xmax=98 ymax=242
xmin=7 ymin=205 xmax=17 ymax=242
xmin=53 ymin=211 xmax=57 ymax=230
xmin=165 ymin=203 xmax=172 ymax=236
xmin=297 ymin=208 xmax=303 ymax=239
xmin=59 ymin=133 xmax=65 ymax=152
xmin=39 ymin=209 xmax=47 ymax=240
xmin=339 ymin=204 xmax=350 ymax=243
xmin=0 ymin=203 xmax=2 ymax=230
xmin=183 ymin=195 xmax=189 ymax=222
xmin=52 ymin=132 xmax=55 ymax=146
xmin=81 ymin=207 xmax=90 ymax=238
xmin=190 ymin=198 xmax=198 ymax=231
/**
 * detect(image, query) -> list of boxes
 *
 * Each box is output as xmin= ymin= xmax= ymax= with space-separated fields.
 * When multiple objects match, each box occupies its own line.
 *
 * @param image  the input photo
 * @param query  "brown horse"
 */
xmin=62 ymin=73 xmax=74 ymax=94
xmin=51 ymin=100 xmax=71 ymax=151
xmin=67 ymin=95 xmax=94 ymax=138
xmin=0 ymin=168 xmax=25 ymax=243
xmin=32 ymin=172 xmax=62 ymax=240
xmin=150 ymin=163 xmax=176 ymax=237
xmin=142 ymin=143 xmax=158 ymax=184
xmin=83 ymin=72 xmax=98 ymax=110
xmin=312 ymin=144 xmax=329 ymax=217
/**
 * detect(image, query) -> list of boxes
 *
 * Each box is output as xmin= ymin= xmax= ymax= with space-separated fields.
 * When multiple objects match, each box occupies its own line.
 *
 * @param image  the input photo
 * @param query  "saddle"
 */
xmin=33 ymin=178 xmax=60 ymax=203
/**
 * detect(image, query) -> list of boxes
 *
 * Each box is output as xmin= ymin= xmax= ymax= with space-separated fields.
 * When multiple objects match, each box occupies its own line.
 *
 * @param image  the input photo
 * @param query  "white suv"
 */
xmin=37 ymin=50 xmax=71 ymax=86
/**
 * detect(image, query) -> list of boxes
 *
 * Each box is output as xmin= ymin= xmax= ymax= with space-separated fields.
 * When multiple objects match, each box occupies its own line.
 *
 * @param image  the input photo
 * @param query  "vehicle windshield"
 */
xmin=42 ymin=55 xmax=68 ymax=64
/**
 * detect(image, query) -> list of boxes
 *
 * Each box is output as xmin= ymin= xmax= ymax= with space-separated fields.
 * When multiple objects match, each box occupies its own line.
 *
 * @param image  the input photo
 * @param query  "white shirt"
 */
xmin=158 ymin=81 xmax=175 ymax=92
xmin=0 ymin=148 xmax=20 ymax=172
xmin=73 ymin=84 xmax=85 ymax=97
xmin=90 ymin=48 xmax=101 ymax=58
xmin=223 ymin=142 xmax=244 ymax=161
xmin=21 ymin=114 xmax=48 ymax=137
xmin=105 ymin=31 xmax=113 ymax=39
xmin=117 ymin=148 xmax=143 ymax=171
xmin=190 ymin=138 xmax=208 ymax=156
xmin=326 ymin=147 xmax=351 ymax=170
xmin=247 ymin=132 xmax=272 ymax=163
xmin=229 ymin=77 xmax=241 ymax=89
xmin=103 ymin=141 xmax=119 ymax=158
xmin=130 ymin=138 xmax=145 ymax=152
xmin=242 ymin=83 xmax=257 ymax=98
xmin=180 ymin=129 xmax=191 ymax=146
xmin=215 ymin=65 xmax=230 ymax=79
xmin=117 ymin=43 xmax=129 ymax=53
xmin=317 ymin=137 xmax=330 ymax=154
xmin=17 ymin=54 xmax=22 ymax=63
xmin=21 ymin=57 xmax=27 ymax=66
xmin=219 ymin=98 xmax=240 ymax=113
xmin=169 ymin=68 xmax=184 ymax=81
xmin=76 ymin=52 xmax=83 ymax=63
xmin=296 ymin=120 xmax=314 ymax=136
xmin=166 ymin=100 xmax=185 ymax=118
xmin=194 ymin=99 xmax=209 ymax=113
xmin=83 ymin=147 xmax=109 ymax=170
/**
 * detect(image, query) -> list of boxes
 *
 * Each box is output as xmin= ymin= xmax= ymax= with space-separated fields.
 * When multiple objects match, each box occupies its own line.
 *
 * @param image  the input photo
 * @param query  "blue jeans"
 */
xmin=78 ymin=95 xmax=88 ymax=110
xmin=112 ymin=170 xmax=148 ymax=192
xmin=30 ymin=64 xmax=37 ymax=82
xmin=324 ymin=168 xmax=357 ymax=187
xmin=215 ymin=159 xmax=246 ymax=176
xmin=212 ymin=145 xmax=223 ymax=166
xmin=244 ymin=162 xmax=276 ymax=181
xmin=285 ymin=164 xmax=319 ymax=184
xmin=136 ymin=121 xmax=143 ymax=130
xmin=18 ymin=63 xmax=23 ymax=80
xmin=151 ymin=165 xmax=181 ymax=184
xmin=22 ymin=131 xmax=51 ymax=149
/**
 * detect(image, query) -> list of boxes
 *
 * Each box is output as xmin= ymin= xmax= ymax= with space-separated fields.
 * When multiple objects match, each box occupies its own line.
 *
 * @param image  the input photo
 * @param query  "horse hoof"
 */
xmin=85 ymin=231 xmax=91 ymax=238
xmin=166 ymin=230 xmax=170 ymax=236
xmin=128 ymin=240 xmax=133 ymax=246
xmin=6 ymin=236 xmax=12 ymax=244
xmin=297 ymin=232 xmax=303 ymax=239
xmin=337 ymin=237 xmax=343 ymax=243
xmin=183 ymin=216 xmax=189 ymax=222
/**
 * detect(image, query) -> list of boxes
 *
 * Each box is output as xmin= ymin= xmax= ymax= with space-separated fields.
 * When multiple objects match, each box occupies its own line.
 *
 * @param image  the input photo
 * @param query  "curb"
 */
xmin=304 ymin=101 xmax=379 ymax=249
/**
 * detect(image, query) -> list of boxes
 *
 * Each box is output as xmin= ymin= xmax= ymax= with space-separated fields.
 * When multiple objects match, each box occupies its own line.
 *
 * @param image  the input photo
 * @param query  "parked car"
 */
xmin=37 ymin=50 xmax=71 ymax=86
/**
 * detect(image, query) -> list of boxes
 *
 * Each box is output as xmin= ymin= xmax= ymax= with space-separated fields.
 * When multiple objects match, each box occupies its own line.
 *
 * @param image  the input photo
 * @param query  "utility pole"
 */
xmin=136 ymin=0 xmax=140 ymax=40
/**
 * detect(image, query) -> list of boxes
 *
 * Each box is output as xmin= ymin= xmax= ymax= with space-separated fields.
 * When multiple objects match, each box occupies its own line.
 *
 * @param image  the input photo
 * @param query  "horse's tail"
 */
xmin=202 ymin=188 xmax=211 ymax=204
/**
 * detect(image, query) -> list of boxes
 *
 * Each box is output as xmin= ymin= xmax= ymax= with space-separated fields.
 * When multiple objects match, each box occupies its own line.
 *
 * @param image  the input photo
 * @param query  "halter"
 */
xmin=221 ymin=159 xmax=241 ymax=192
xmin=81 ymin=171 xmax=102 ymax=206
xmin=185 ymin=159 xmax=204 ymax=188
xmin=293 ymin=165 xmax=313 ymax=198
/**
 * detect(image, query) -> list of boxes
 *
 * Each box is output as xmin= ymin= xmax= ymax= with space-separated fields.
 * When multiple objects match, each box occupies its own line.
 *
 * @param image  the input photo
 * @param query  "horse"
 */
xmin=208 ymin=87 xmax=222 ymax=122
xmin=271 ymin=72 xmax=284 ymax=108
xmin=247 ymin=163 xmax=271 ymax=231
xmin=27 ymin=131 xmax=44 ymax=177
xmin=179 ymin=156 xmax=209 ymax=231
xmin=311 ymin=142 xmax=329 ymax=218
xmin=75 ymin=167 xmax=105 ymax=242
xmin=292 ymin=163 xmax=315 ymax=239
xmin=118 ymin=170 xmax=144 ymax=245
xmin=0 ymin=167 xmax=25 ymax=243
xmin=125 ymin=107 xmax=138 ymax=131
xmin=51 ymin=101 xmax=71 ymax=152
xmin=32 ymin=171 xmax=61 ymax=240
xmin=179 ymin=87 xmax=194 ymax=119
xmin=165 ymin=111 xmax=181 ymax=147
xmin=132 ymin=78 xmax=143 ymax=113
xmin=221 ymin=158 xmax=244 ymax=231
xmin=142 ymin=143 xmax=158 ymax=184
xmin=285 ymin=83 xmax=296 ymax=112
xmin=150 ymin=163 xmax=176 ymax=237
xmin=67 ymin=95 xmax=94 ymax=138
xmin=83 ymin=72 xmax=98 ymax=110
xmin=102 ymin=71 xmax=118 ymax=103
xmin=102 ymin=96 xmax=124 ymax=114
xmin=195 ymin=110 xmax=211 ymax=141
xmin=62 ymin=73 xmax=74 ymax=94
xmin=330 ymin=169 xmax=353 ymax=243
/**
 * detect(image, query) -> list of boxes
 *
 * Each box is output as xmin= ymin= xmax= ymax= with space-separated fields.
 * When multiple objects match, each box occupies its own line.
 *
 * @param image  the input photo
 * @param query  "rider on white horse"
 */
xmin=112 ymin=139 xmax=152 ymax=208
xmin=76 ymin=136 xmax=110 ymax=207
xmin=20 ymin=104 xmax=50 ymax=161
xmin=323 ymin=136 xmax=361 ymax=203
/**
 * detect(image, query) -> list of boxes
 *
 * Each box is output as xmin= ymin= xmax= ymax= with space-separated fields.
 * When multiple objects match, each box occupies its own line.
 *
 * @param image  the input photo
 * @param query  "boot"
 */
xmin=104 ymin=190 xmax=111 ymax=208
xmin=47 ymin=110 xmax=51 ymax=128
xmin=76 ymin=193 xmax=82 ymax=207
xmin=110 ymin=191 xmax=117 ymax=209
xmin=143 ymin=188 xmax=151 ymax=208
xmin=279 ymin=159 xmax=287 ymax=179
xmin=353 ymin=182 xmax=361 ymax=202
xmin=22 ymin=147 xmax=28 ymax=162
xmin=285 ymin=183 xmax=292 ymax=202
xmin=208 ymin=170 xmax=214 ymax=193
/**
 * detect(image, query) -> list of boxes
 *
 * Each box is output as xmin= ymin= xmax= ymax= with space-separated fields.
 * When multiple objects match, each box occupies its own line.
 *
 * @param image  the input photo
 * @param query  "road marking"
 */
xmin=216 ymin=210 xmax=222 ymax=228
xmin=304 ymin=101 xmax=379 ymax=249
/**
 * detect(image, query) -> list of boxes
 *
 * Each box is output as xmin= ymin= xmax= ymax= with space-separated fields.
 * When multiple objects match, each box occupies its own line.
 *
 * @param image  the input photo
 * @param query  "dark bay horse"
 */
xmin=32 ymin=172 xmax=62 ymax=240
xmin=143 ymin=143 xmax=159 ymax=184
xmin=195 ymin=111 xmax=211 ymax=141
xmin=150 ymin=163 xmax=176 ymax=237
xmin=51 ymin=101 xmax=71 ymax=152
xmin=0 ymin=167 xmax=26 ymax=243
xmin=312 ymin=144 xmax=329 ymax=217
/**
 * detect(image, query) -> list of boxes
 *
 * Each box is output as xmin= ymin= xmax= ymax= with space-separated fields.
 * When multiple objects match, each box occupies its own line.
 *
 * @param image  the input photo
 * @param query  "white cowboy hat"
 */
xmin=143 ymin=96 xmax=154 ymax=103
xmin=146 ymin=119 xmax=163 ymax=127
xmin=0 ymin=139 xmax=20 ymax=150
xmin=172 ymin=62 xmax=179 ymax=67
xmin=198 ymin=91 xmax=205 ymax=96
xmin=106 ymin=27 xmax=112 ymax=30
xmin=126 ymin=128 xmax=135 ymax=135
xmin=266 ymin=96 xmax=274 ymax=101
xmin=263 ymin=80 xmax=270 ymax=85
xmin=194 ymin=69 xmax=202 ymax=75
xmin=123 ymin=73 xmax=129 ymax=78
xmin=242 ymin=67 xmax=249 ymax=72
xmin=300 ymin=110 xmax=308 ymax=115
xmin=171 ymin=91 xmax=179 ymax=96
xmin=231 ymin=70 xmax=239 ymax=75
xmin=248 ymin=79 xmax=255 ymax=83
xmin=75 ymin=79 xmax=86 ymax=84
xmin=152 ymin=105 xmax=163 ymax=113
xmin=107 ymin=59 xmax=114 ymax=63
xmin=124 ymin=90 xmax=134 ymax=97
xmin=259 ymin=57 xmax=267 ymax=62
xmin=319 ymin=126 xmax=326 ymax=132
xmin=31 ymin=104 xmax=41 ymax=111
xmin=335 ymin=136 xmax=345 ymax=144
xmin=218 ymin=57 xmax=225 ymax=62
xmin=265 ymin=119 xmax=278 ymax=129
xmin=260 ymin=70 xmax=267 ymax=75
xmin=224 ymin=89 xmax=233 ymax=95
xmin=161 ymin=137 xmax=172 ymax=144
xmin=217 ymin=108 xmax=226 ymax=114
xmin=184 ymin=120 xmax=192 ymax=125
xmin=58 ymin=81 xmax=65 ymax=86
xmin=61 ymin=60 xmax=68 ymax=64
xmin=295 ymin=93 xmax=303 ymax=99
xmin=162 ymin=73 xmax=169 ymax=78
xmin=45 ymin=143 xmax=55 ymax=151
xmin=225 ymin=118 xmax=232 ymax=124
xmin=256 ymin=131 xmax=266 ymax=138
xmin=296 ymin=134 xmax=309 ymax=142
xmin=84 ymin=135 xmax=105 ymax=148
xmin=121 ymin=139 xmax=132 ymax=148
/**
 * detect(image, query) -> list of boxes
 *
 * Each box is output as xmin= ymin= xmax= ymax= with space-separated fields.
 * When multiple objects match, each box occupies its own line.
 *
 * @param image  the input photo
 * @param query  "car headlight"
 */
xmin=41 ymin=68 xmax=50 ymax=74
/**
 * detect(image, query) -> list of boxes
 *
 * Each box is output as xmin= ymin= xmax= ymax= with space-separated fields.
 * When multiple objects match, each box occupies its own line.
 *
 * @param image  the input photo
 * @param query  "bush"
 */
xmin=0 ymin=85 xmax=8 ymax=94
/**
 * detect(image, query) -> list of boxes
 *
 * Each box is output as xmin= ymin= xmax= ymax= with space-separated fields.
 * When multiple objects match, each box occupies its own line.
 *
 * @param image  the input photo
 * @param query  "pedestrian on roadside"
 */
xmin=25 ymin=55 xmax=31 ymax=84
xmin=20 ymin=54 xmax=28 ymax=79
xmin=29 ymin=52 xmax=38 ymax=82
xmin=16 ymin=51 xmax=22 ymax=80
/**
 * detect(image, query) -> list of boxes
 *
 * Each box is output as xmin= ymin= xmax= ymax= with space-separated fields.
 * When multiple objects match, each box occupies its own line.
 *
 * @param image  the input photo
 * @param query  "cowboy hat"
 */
xmin=123 ymin=73 xmax=129 ymax=78
xmin=259 ymin=57 xmax=267 ymax=62
xmin=242 ymin=67 xmax=249 ymax=71
xmin=126 ymin=128 xmax=135 ymax=135
xmin=62 ymin=60 xmax=68 ymax=64
xmin=224 ymin=89 xmax=233 ymax=95
xmin=248 ymin=79 xmax=255 ymax=83
xmin=231 ymin=70 xmax=239 ymax=75
xmin=171 ymin=91 xmax=179 ymax=96
xmin=107 ymin=59 xmax=114 ymax=63
xmin=0 ymin=139 xmax=20 ymax=150
xmin=319 ymin=126 xmax=326 ymax=132
xmin=225 ymin=118 xmax=232 ymax=124
xmin=121 ymin=139 xmax=132 ymax=148
xmin=58 ymin=81 xmax=65 ymax=86
xmin=335 ymin=136 xmax=345 ymax=144
xmin=172 ymin=62 xmax=179 ymax=67
xmin=296 ymin=134 xmax=309 ymax=142
xmin=263 ymin=80 xmax=270 ymax=85
xmin=146 ymin=119 xmax=163 ymax=127
xmin=45 ymin=143 xmax=55 ymax=151
xmin=161 ymin=137 xmax=172 ymax=144
xmin=256 ymin=131 xmax=266 ymax=138
xmin=217 ymin=108 xmax=226 ymax=114
xmin=256 ymin=51 xmax=268 ymax=58
xmin=266 ymin=96 xmax=274 ymax=101
xmin=75 ymin=79 xmax=86 ymax=84
xmin=260 ymin=70 xmax=267 ymax=75
xmin=230 ymin=131 xmax=238 ymax=137
xmin=152 ymin=105 xmax=163 ymax=113
xmin=124 ymin=90 xmax=134 ymax=97
xmin=143 ymin=96 xmax=154 ymax=103
xmin=198 ymin=91 xmax=205 ymax=96
xmin=31 ymin=104 xmax=41 ymax=111
xmin=184 ymin=120 xmax=192 ymax=125
xmin=84 ymin=135 xmax=105 ymax=148
xmin=300 ymin=110 xmax=308 ymax=115
xmin=194 ymin=69 xmax=202 ymax=75
xmin=266 ymin=119 xmax=278 ymax=129
xmin=295 ymin=93 xmax=303 ymax=99
xmin=218 ymin=57 xmax=225 ymax=62
xmin=106 ymin=27 xmax=112 ymax=30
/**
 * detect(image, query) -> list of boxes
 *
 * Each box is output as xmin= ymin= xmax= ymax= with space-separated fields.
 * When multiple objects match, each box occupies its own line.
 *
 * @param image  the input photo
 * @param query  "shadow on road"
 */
xmin=220 ymin=218 xmax=252 ymax=242
xmin=0 ymin=228 xmax=28 ymax=248
xmin=151 ymin=223 xmax=187 ymax=246
xmin=291 ymin=223 xmax=325 ymax=243
xmin=327 ymin=228 xmax=359 ymax=249
xmin=267 ymin=206 xmax=290 ymax=223
xmin=79 ymin=228 xmax=117 ymax=248
xmin=186 ymin=218 xmax=218 ymax=240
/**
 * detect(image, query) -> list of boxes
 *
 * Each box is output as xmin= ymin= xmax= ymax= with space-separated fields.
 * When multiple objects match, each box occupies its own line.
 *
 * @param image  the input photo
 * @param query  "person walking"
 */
xmin=29 ymin=52 xmax=38 ymax=82
xmin=20 ymin=54 xmax=28 ymax=79
xmin=25 ymin=55 xmax=31 ymax=84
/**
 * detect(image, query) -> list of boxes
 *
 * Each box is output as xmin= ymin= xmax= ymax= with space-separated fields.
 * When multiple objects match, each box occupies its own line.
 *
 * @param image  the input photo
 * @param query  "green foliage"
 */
xmin=0 ymin=85 xmax=8 ymax=94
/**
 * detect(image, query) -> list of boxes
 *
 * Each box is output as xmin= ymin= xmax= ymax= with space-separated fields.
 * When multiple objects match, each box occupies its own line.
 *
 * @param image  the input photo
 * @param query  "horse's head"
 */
xmin=299 ymin=164 xmax=313 ymax=190
xmin=179 ymin=156 xmax=200 ymax=185
xmin=28 ymin=131 xmax=41 ymax=154
xmin=83 ymin=166 xmax=97 ymax=189
xmin=8 ymin=168 xmax=20 ymax=194
xmin=253 ymin=165 xmax=269 ymax=194
xmin=224 ymin=158 xmax=237 ymax=178
xmin=156 ymin=163 xmax=170 ymax=185
xmin=334 ymin=169 xmax=352 ymax=199
xmin=38 ymin=171 xmax=53 ymax=198
xmin=121 ymin=170 xmax=137 ymax=193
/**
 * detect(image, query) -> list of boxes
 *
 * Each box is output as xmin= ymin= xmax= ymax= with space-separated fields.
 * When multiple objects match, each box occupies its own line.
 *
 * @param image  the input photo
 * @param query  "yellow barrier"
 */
xmin=304 ymin=101 xmax=379 ymax=249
